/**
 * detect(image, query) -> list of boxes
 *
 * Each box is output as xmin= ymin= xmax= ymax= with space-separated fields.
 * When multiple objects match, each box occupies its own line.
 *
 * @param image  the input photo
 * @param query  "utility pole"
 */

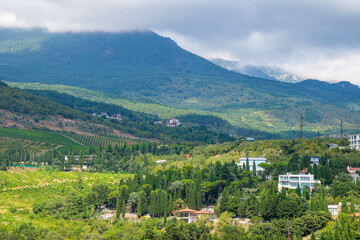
xmin=300 ymin=113 xmax=305 ymax=139
xmin=340 ymin=120 xmax=343 ymax=138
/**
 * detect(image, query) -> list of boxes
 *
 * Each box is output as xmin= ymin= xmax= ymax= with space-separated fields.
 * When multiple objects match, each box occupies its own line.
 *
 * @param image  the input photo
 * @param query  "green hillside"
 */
xmin=1 ymin=28 xmax=360 ymax=135
xmin=7 ymin=81 xmax=357 ymax=138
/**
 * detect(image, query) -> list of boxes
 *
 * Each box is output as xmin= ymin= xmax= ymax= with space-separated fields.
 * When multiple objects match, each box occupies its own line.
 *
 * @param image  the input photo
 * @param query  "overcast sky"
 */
xmin=1 ymin=0 xmax=360 ymax=84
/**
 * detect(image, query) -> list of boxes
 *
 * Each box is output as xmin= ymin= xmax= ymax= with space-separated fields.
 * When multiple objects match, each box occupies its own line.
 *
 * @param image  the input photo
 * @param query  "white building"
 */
xmin=328 ymin=203 xmax=342 ymax=216
xmin=349 ymin=133 xmax=360 ymax=150
xmin=278 ymin=173 xmax=320 ymax=192
xmin=237 ymin=157 xmax=266 ymax=172
xmin=166 ymin=118 xmax=181 ymax=127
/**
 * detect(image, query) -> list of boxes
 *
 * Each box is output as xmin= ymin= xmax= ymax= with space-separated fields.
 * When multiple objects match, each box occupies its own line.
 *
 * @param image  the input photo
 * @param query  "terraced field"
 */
xmin=63 ymin=132 xmax=143 ymax=147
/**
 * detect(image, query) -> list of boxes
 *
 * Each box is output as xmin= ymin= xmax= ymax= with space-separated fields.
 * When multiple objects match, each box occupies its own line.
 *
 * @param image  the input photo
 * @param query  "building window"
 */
xmin=290 ymin=177 xmax=299 ymax=181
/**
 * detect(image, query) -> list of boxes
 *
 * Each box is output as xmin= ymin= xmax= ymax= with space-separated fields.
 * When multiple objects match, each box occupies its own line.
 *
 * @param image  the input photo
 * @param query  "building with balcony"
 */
xmin=349 ymin=133 xmax=360 ymax=150
xmin=278 ymin=173 xmax=320 ymax=192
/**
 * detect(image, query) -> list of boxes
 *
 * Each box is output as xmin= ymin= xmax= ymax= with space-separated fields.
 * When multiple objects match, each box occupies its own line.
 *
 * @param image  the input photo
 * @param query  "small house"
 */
xmin=174 ymin=208 xmax=211 ymax=223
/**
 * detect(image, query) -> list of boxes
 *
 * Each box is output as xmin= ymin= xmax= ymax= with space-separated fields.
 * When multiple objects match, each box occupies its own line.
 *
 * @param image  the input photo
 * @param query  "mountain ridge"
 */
xmin=1 ymin=28 xmax=360 ymax=135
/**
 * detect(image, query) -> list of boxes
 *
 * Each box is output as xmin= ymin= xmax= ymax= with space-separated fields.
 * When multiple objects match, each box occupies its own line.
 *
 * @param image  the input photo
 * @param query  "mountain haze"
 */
xmin=210 ymin=58 xmax=303 ymax=83
xmin=1 ymin=28 xmax=360 ymax=136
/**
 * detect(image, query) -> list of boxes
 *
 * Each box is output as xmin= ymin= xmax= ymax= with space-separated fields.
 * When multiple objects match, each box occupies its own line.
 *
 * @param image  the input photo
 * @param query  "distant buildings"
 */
xmin=154 ymin=118 xmax=181 ymax=127
xmin=156 ymin=160 xmax=167 ymax=164
xmin=236 ymin=157 xmax=267 ymax=172
xmin=93 ymin=112 xmax=122 ymax=121
xmin=349 ymin=133 xmax=360 ymax=150
xmin=347 ymin=166 xmax=360 ymax=174
xmin=327 ymin=143 xmax=338 ymax=149
xmin=278 ymin=172 xmax=320 ymax=192
xmin=166 ymin=118 xmax=181 ymax=127
xmin=310 ymin=156 xmax=320 ymax=165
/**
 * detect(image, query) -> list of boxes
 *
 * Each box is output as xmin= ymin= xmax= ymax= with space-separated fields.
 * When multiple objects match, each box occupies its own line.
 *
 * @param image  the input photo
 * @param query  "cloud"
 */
xmin=0 ymin=0 xmax=360 ymax=84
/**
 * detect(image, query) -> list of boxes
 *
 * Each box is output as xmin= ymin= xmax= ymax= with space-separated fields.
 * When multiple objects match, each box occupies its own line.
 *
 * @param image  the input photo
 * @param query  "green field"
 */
xmin=0 ymin=128 xmax=78 ymax=146
xmin=0 ymin=170 xmax=132 ymax=234
xmin=0 ymin=136 xmax=56 ymax=152
xmin=63 ymin=132 xmax=143 ymax=147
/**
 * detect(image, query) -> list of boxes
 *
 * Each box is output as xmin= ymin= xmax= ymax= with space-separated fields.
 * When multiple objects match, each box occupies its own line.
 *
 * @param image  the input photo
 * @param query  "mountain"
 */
xmin=210 ymin=58 xmax=303 ymax=83
xmin=1 ymin=28 xmax=360 ymax=136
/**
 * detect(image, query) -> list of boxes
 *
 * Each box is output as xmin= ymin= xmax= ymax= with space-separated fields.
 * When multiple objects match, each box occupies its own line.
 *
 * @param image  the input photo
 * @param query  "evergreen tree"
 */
xmin=122 ymin=199 xmax=126 ymax=219
xmin=168 ymin=193 xmax=173 ymax=213
xmin=246 ymin=157 xmax=250 ymax=171
xmin=116 ymin=197 xmax=121 ymax=219
xmin=163 ymin=213 xmax=167 ymax=224
xmin=252 ymin=160 xmax=256 ymax=176
xmin=350 ymin=193 xmax=356 ymax=214
xmin=137 ymin=191 xmax=146 ymax=218
xmin=342 ymin=199 xmax=348 ymax=214
xmin=150 ymin=191 xmax=156 ymax=217
xmin=313 ymin=163 xmax=318 ymax=179
xmin=310 ymin=196 xmax=317 ymax=212
xmin=295 ymin=183 xmax=301 ymax=196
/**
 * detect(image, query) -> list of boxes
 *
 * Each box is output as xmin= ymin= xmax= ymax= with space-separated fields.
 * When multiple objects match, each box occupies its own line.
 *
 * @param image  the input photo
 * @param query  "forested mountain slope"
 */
xmin=1 ymin=28 xmax=360 ymax=134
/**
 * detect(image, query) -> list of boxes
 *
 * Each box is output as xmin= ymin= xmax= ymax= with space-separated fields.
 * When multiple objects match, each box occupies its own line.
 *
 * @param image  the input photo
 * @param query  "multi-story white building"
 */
xmin=278 ymin=173 xmax=320 ymax=192
xmin=349 ymin=133 xmax=360 ymax=150
xmin=237 ymin=157 xmax=267 ymax=172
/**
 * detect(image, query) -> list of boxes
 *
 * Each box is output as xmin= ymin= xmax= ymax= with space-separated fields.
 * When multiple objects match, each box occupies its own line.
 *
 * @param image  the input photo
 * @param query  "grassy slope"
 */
xmin=0 ymin=170 xmax=132 ymax=232
xmin=0 ymin=128 xmax=77 ymax=146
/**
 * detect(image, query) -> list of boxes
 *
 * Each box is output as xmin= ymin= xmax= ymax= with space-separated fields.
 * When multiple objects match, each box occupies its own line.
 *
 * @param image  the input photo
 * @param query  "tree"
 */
xmin=122 ymin=199 xmax=126 ymax=219
xmin=127 ymin=192 xmax=139 ymax=212
xmin=168 ymin=193 xmax=173 ymax=213
xmin=295 ymin=183 xmax=301 ymax=196
xmin=246 ymin=157 xmax=250 ymax=171
xmin=173 ymin=198 xmax=186 ymax=211
xmin=116 ymin=197 xmax=121 ymax=219
xmin=77 ymin=172 xmax=83 ymax=189
xmin=137 ymin=191 xmax=147 ymax=218
xmin=252 ymin=160 xmax=257 ymax=176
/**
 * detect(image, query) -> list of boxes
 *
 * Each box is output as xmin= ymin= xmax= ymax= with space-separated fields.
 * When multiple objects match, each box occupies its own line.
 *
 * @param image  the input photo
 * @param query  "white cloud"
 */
xmin=0 ymin=0 xmax=360 ymax=84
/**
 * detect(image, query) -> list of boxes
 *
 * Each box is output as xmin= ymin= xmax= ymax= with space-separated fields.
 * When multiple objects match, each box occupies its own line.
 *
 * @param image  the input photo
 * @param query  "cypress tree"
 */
xmin=295 ymin=183 xmax=301 ymax=196
xmin=313 ymin=163 xmax=318 ymax=179
xmin=150 ymin=191 xmax=156 ymax=217
xmin=122 ymin=199 xmax=126 ymax=219
xmin=168 ymin=193 xmax=173 ymax=213
xmin=310 ymin=196 xmax=317 ymax=211
xmin=252 ymin=160 xmax=257 ymax=176
xmin=116 ymin=197 xmax=121 ymax=219
xmin=342 ymin=199 xmax=348 ymax=214
xmin=163 ymin=212 xmax=167 ymax=224
xmin=137 ymin=191 xmax=146 ymax=218
xmin=246 ymin=157 xmax=250 ymax=171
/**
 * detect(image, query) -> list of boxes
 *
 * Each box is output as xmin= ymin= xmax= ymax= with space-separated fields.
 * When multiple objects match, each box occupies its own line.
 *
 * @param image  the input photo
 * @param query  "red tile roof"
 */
xmin=193 ymin=210 xmax=210 ymax=215
xmin=174 ymin=208 xmax=196 ymax=213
